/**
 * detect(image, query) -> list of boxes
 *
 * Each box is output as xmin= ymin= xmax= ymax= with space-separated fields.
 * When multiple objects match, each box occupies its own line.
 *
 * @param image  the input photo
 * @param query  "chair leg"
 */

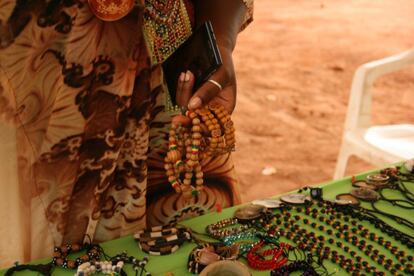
xmin=333 ymin=144 xmax=351 ymax=180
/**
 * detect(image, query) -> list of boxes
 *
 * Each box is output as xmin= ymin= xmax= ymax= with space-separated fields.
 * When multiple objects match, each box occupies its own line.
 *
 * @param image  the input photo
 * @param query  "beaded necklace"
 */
xmin=266 ymin=211 xmax=380 ymax=275
xmin=165 ymin=104 xmax=236 ymax=199
xmin=282 ymin=206 xmax=410 ymax=274
xmin=143 ymin=0 xmax=192 ymax=64
xmin=295 ymin=204 xmax=414 ymax=268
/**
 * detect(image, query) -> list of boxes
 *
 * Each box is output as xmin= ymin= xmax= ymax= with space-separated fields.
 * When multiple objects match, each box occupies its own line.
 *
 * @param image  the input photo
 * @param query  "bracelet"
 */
xmin=247 ymin=241 xmax=291 ymax=270
xmin=134 ymin=225 xmax=191 ymax=255
xmin=205 ymin=218 xmax=250 ymax=239
xmin=52 ymin=243 xmax=101 ymax=269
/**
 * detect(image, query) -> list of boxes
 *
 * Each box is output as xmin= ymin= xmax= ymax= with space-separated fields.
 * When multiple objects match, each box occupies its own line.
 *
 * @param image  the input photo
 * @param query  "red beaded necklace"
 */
xmin=246 ymin=241 xmax=291 ymax=270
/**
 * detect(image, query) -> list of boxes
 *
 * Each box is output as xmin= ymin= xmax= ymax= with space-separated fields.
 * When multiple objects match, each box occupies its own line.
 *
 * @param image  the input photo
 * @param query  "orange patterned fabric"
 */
xmin=0 ymin=0 xmax=252 ymax=267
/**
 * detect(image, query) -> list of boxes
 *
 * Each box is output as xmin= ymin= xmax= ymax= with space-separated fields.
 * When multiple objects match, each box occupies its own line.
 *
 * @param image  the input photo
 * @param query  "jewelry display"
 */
xmin=267 ymin=208 xmax=384 ymax=274
xmin=291 ymin=203 xmax=414 ymax=272
xmin=344 ymin=171 xmax=414 ymax=229
xmin=5 ymin=167 xmax=413 ymax=275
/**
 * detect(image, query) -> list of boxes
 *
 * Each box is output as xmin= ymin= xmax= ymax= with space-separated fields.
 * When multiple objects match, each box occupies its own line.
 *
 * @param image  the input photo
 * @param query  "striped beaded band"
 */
xmin=134 ymin=225 xmax=191 ymax=256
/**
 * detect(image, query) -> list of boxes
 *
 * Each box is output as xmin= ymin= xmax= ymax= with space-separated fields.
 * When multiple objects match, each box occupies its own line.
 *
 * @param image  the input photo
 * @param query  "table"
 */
xmin=3 ymin=166 xmax=413 ymax=275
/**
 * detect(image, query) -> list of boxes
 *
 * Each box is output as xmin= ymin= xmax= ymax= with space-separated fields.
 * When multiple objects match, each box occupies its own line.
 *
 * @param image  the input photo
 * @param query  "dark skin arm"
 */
xmin=176 ymin=0 xmax=247 ymax=113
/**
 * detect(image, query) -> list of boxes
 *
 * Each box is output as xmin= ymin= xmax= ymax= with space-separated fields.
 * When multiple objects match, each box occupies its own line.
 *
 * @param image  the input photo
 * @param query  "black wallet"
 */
xmin=162 ymin=21 xmax=222 ymax=106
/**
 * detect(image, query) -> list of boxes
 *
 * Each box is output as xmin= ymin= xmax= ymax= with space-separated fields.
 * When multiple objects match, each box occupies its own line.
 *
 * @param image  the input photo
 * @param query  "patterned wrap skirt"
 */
xmin=0 ymin=0 xmax=253 ymax=266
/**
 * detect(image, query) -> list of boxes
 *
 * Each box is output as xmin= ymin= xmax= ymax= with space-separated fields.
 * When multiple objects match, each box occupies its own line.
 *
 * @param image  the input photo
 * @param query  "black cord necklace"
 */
xmin=5 ymin=263 xmax=53 ymax=276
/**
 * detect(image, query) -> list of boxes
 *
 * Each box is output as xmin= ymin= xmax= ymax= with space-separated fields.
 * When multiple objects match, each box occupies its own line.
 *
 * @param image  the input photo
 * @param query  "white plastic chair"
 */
xmin=333 ymin=49 xmax=414 ymax=179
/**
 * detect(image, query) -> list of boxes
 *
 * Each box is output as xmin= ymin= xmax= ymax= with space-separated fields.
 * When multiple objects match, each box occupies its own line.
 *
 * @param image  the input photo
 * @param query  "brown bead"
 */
xmin=56 ymin=258 xmax=64 ymax=266
xmin=67 ymin=260 xmax=76 ymax=269
xmin=167 ymin=150 xmax=180 ymax=163
xmin=71 ymin=244 xmax=81 ymax=251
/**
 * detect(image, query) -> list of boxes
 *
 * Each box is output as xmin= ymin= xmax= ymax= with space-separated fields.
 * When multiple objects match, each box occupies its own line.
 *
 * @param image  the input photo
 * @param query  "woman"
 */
xmin=0 ymin=0 xmax=253 ymax=266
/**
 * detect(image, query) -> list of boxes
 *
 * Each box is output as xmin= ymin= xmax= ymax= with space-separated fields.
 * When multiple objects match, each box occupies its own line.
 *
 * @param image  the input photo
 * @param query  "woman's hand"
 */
xmin=175 ymin=46 xmax=237 ymax=114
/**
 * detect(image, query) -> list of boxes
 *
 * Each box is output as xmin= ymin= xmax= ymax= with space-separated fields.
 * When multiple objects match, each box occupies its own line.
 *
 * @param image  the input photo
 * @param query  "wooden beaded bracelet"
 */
xmin=205 ymin=218 xmax=250 ymax=240
xmin=52 ymin=243 xmax=101 ymax=269
xmin=134 ymin=225 xmax=191 ymax=256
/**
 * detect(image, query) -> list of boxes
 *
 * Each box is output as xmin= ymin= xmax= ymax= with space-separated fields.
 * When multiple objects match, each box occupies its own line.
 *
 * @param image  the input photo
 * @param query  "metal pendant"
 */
xmin=251 ymin=198 xmax=282 ymax=209
xmin=234 ymin=204 xmax=267 ymax=222
xmin=88 ymin=0 xmax=135 ymax=21
xmin=366 ymin=173 xmax=390 ymax=188
xmin=352 ymin=180 xmax=378 ymax=190
xmin=335 ymin=193 xmax=360 ymax=206
xmin=350 ymin=188 xmax=380 ymax=202
xmin=280 ymin=193 xmax=311 ymax=205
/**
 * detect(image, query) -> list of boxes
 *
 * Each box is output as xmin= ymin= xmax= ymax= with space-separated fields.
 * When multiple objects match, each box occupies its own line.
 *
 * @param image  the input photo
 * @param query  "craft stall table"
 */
xmin=2 ymin=165 xmax=414 ymax=276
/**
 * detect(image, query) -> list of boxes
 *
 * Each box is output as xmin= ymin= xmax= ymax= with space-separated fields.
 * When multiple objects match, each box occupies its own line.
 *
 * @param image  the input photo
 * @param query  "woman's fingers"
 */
xmin=188 ymin=69 xmax=227 ymax=110
xmin=176 ymin=70 xmax=195 ymax=108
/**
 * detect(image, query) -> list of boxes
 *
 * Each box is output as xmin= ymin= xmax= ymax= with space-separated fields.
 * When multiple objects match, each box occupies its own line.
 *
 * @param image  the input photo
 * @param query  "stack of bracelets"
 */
xmin=165 ymin=103 xmax=235 ymax=198
xmin=134 ymin=225 xmax=192 ymax=256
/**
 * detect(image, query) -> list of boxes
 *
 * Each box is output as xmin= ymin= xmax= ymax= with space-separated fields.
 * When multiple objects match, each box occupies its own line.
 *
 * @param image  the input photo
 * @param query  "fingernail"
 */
xmin=179 ymin=72 xmax=185 ymax=82
xmin=184 ymin=71 xmax=190 ymax=82
xmin=188 ymin=97 xmax=202 ymax=110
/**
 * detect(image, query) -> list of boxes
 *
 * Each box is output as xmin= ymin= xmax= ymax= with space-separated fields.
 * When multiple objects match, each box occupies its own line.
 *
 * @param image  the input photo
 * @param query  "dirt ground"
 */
xmin=232 ymin=0 xmax=414 ymax=202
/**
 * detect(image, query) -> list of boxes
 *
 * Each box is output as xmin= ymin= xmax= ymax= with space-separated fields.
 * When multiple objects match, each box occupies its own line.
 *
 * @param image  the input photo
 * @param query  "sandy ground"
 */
xmin=232 ymin=0 xmax=414 ymax=202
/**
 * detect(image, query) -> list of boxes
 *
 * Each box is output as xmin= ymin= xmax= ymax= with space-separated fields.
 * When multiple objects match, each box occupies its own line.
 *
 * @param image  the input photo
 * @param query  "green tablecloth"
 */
xmin=3 ymin=166 xmax=414 ymax=276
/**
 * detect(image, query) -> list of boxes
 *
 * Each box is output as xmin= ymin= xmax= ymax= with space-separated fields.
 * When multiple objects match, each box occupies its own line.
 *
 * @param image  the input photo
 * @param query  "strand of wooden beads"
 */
xmin=75 ymin=260 xmax=124 ymax=276
xmin=165 ymin=103 xmax=235 ymax=198
xmin=195 ymin=107 xmax=221 ymax=157
xmin=165 ymin=111 xmax=203 ymax=199
xmin=208 ymin=103 xmax=236 ymax=155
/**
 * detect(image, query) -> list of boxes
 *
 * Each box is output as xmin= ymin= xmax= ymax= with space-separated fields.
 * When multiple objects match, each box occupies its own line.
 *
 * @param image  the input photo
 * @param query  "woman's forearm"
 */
xmin=194 ymin=0 xmax=247 ymax=53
